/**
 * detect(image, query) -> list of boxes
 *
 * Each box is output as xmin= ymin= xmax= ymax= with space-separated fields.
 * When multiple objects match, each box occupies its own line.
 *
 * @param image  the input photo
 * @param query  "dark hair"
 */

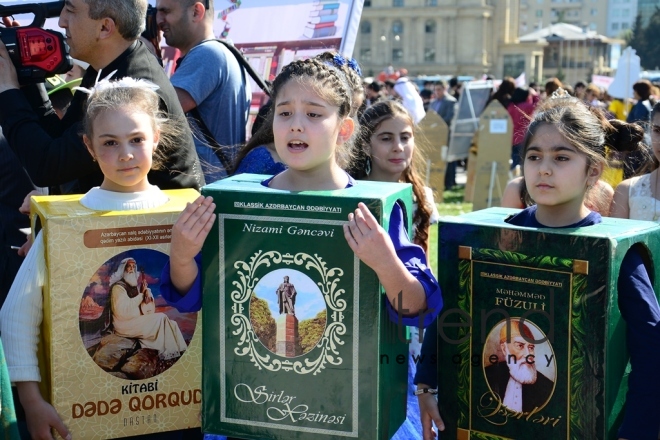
xmin=251 ymin=101 xmax=272 ymax=137
xmin=544 ymin=78 xmax=563 ymax=96
xmin=522 ymin=94 xmax=646 ymax=170
xmin=141 ymin=5 xmax=162 ymax=65
xmin=434 ymin=80 xmax=448 ymax=88
xmin=574 ymin=81 xmax=586 ymax=89
xmin=420 ymin=89 xmax=433 ymax=100
xmin=642 ymin=101 xmax=660 ymax=173
xmin=488 ymin=76 xmax=515 ymax=108
xmin=633 ymin=80 xmax=653 ymax=101
xmin=384 ymin=80 xmax=396 ymax=89
xmin=367 ymin=81 xmax=382 ymax=93
xmin=510 ymin=87 xmax=530 ymax=105
xmin=49 ymin=89 xmax=74 ymax=114
xmin=352 ymin=101 xmax=432 ymax=250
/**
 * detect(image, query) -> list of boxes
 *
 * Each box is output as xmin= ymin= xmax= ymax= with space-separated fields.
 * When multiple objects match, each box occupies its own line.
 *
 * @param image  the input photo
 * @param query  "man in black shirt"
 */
xmin=0 ymin=0 xmax=204 ymax=193
xmin=0 ymin=129 xmax=32 ymax=307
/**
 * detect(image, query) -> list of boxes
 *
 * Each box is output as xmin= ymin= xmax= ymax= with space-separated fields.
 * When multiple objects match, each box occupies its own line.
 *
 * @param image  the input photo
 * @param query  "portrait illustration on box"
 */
xmin=249 ymin=268 xmax=327 ymax=358
xmin=482 ymin=319 xmax=556 ymax=413
xmin=79 ymin=249 xmax=198 ymax=379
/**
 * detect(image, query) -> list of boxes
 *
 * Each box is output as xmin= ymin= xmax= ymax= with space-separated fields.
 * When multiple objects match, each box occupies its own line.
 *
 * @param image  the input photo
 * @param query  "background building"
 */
xmin=356 ymin=0 xmax=621 ymax=81
xmin=518 ymin=0 xmax=609 ymax=35
xmin=518 ymin=23 xmax=616 ymax=85
xmin=356 ymin=0 xmax=521 ymax=77
xmin=606 ymin=0 xmax=638 ymax=37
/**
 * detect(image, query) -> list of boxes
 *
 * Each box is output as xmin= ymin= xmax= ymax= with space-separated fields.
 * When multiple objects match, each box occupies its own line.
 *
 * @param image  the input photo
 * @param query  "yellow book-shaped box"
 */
xmin=31 ymin=189 xmax=201 ymax=439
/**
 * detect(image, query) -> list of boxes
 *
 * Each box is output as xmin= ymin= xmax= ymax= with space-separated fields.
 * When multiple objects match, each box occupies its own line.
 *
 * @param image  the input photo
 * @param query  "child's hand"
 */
xmin=169 ymin=195 xmax=215 ymax=294
xmin=19 ymin=189 xmax=40 ymax=215
xmin=417 ymin=389 xmax=445 ymax=439
xmin=27 ymin=400 xmax=70 ymax=440
xmin=17 ymin=382 xmax=70 ymax=440
xmin=343 ymin=202 xmax=396 ymax=272
xmin=344 ymin=202 xmax=428 ymax=314
xmin=171 ymin=195 xmax=216 ymax=265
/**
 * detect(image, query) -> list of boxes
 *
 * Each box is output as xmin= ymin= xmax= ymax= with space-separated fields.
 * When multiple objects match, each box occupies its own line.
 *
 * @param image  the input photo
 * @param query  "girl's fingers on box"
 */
xmin=352 ymin=208 xmax=370 ymax=235
xmin=357 ymin=202 xmax=379 ymax=229
xmin=343 ymin=224 xmax=358 ymax=251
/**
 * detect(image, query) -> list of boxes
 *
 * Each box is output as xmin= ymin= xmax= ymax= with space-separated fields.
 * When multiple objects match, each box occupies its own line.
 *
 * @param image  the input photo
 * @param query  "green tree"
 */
xmin=642 ymin=7 xmax=660 ymax=69
xmin=627 ymin=13 xmax=647 ymax=68
xmin=298 ymin=309 xmax=327 ymax=354
xmin=249 ymin=294 xmax=276 ymax=351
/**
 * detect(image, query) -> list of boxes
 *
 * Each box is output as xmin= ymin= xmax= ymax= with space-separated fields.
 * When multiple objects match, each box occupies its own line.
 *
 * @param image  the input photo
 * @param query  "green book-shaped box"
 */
xmin=435 ymin=207 xmax=660 ymax=440
xmin=201 ymin=174 xmax=414 ymax=439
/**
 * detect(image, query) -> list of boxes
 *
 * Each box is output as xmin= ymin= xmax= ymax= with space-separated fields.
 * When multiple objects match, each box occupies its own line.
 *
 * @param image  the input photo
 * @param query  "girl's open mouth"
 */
xmin=288 ymin=141 xmax=308 ymax=151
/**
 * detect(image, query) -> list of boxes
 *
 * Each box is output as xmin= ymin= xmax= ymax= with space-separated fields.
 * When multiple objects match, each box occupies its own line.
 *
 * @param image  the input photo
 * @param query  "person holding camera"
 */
xmin=156 ymin=0 xmax=251 ymax=183
xmin=0 ymin=0 xmax=204 ymax=195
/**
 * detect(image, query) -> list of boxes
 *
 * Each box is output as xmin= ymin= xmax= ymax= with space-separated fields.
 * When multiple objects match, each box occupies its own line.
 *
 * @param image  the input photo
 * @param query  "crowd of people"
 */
xmin=0 ymin=1 xmax=659 ymax=439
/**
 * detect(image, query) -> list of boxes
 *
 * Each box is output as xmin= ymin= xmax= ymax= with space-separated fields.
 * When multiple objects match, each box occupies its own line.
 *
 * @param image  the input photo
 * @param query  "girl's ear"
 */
xmin=337 ymin=117 xmax=355 ymax=144
xmin=587 ymin=162 xmax=604 ymax=186
xmin=83 ymin=135 xmax=96 ymax=161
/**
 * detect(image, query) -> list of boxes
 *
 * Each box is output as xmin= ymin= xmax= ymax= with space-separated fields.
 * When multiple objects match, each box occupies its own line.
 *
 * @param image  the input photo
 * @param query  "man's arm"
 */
xmin=174 ymin=87 xmax=198 ymax=113
xmin=170 ymin=42 xmax=224 ymax=115
xmin=0 ymin=89 xmax=97 ymax=187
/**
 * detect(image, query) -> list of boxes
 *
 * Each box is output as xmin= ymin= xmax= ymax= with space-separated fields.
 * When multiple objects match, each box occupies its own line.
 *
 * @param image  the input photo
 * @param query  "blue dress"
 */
xmin=233 ymin=146 xmax=286 ymax=176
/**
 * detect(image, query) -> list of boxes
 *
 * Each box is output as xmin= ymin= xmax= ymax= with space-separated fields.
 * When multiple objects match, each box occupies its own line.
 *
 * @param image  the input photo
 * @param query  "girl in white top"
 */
xmin=611 ymin=101 xmax=659 ymax=220
xmin=0 ymin=78 xmax=180 ymax=440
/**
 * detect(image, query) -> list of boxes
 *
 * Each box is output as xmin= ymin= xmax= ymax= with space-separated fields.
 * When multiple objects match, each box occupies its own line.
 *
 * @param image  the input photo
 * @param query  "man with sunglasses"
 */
xmin=157 ymin=0 xmax=251 ymax=183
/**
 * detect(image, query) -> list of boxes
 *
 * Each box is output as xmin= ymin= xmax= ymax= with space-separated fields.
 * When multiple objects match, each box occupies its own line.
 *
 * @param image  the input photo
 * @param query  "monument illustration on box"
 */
xmin=201 ymin=174 xmax=413 ymax=439
xmin=435 ymin=208 xmax=660 ymax=440
xmin=31 ymin=189 xmax=202 ymax=439
xmin=274 ymin=274 xmax=300 ymax=357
